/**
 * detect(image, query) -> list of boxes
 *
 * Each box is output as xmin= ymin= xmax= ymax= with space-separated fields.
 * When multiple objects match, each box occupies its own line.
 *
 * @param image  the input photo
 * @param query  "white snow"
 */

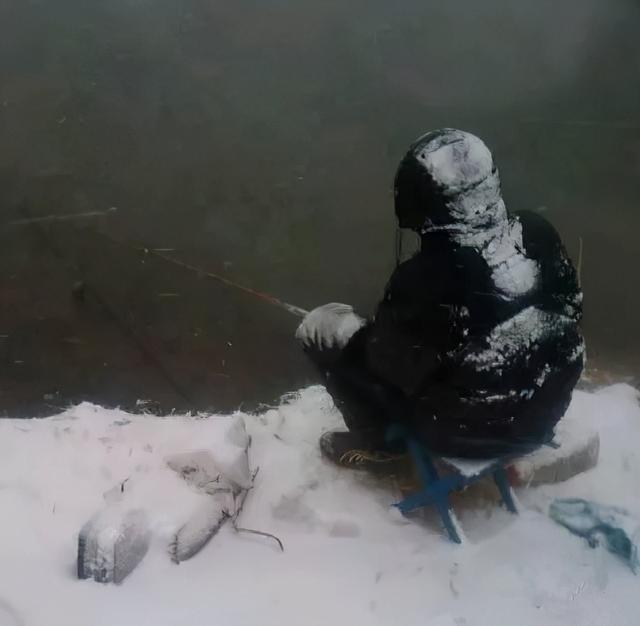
xmin=440 ymin=457 xmax=498 ymax=478
xmin=486 ymin=219 xmax=540 ymax=297
xmin=569 ymin=341 xmax=587 ymax=363
xmin=447 ymin=213 xmax=540 ymax=299
xmin=0 ymin=384 xmax=639 ymax=626
xmin=414 ymin=130 xmax=540 ymax=299
xmin=463 ymin=306 xmax=576 ymax=373
xmin=415 ymin=130 xmax=493 ymax=191
xmin=78 ymin=506 xmax=151 ymax=583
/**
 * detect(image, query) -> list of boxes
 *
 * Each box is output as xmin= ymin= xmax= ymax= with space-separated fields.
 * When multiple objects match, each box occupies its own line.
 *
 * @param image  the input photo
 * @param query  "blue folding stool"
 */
xmin=386 ymin=423 xmax=518 ymax=543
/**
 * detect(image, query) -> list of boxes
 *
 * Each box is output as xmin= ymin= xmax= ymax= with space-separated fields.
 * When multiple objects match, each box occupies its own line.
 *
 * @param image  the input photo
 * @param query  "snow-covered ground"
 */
xmin=0 ymin=384 xmax=639 ymax=626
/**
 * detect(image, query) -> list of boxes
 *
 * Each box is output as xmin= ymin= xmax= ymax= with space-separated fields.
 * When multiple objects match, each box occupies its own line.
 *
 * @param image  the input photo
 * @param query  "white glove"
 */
xmin=295 ymin=303 xmax=365 ymax=350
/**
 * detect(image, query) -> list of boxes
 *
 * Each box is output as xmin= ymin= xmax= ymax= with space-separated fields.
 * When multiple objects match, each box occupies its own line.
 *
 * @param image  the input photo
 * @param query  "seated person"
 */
xmin=296 ymin=129 xmax=584 ymax=465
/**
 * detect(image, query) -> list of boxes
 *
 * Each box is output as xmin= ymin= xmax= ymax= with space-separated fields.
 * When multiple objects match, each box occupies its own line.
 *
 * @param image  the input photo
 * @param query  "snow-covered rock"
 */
xmin=77 ymin=416 xmax=253 ymax=577
xmin=78 ymin=507 xmax=150 ymax=583
xmin=509 ymin=410 xmax=600 ymax=486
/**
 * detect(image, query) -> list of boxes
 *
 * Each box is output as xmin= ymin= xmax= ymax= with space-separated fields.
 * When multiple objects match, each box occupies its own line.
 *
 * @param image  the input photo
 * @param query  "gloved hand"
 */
xmin=295 ymin=303 xmax=365 ymax=350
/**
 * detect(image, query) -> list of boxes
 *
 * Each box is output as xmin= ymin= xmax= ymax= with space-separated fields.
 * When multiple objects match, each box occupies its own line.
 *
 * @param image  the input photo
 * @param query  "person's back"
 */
xmin=297 ymin=128 xmax=584 ymax=462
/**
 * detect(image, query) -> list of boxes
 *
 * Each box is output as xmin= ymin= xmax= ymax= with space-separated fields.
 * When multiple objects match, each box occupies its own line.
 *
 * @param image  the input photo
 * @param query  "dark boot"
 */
xmin=319 ymin=430 xmax=405 ymax=469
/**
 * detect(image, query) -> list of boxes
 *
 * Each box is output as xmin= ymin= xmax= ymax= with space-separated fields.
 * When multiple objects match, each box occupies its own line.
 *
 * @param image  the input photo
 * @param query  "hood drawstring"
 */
xmin=395 ymin=227 xmax=403 ymax=268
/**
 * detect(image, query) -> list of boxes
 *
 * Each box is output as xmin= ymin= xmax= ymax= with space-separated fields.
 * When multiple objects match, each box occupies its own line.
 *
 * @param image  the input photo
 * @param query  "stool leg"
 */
xmin=410 ymin=440 xmax=463 ymax=543
xmin=407 ymin=439 xmax=438 ymax=483
xmin=494 ymin=465 xmax=518 ymax=514
xmin=436 ymin=500 xmax=463 ymax=544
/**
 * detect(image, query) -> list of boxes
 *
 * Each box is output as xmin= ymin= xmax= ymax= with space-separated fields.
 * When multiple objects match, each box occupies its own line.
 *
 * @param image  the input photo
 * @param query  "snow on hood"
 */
xmin=414 ymin=129 xmax=494 ymax=194
xmin=404 ymin=128 xmax=539 ymax=298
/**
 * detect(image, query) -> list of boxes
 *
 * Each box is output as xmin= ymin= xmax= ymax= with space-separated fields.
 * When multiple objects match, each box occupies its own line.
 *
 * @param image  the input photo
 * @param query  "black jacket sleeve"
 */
xmin=517 ymin=210 xmax=582 ymax=321
xmin=360 ymin=252 xmax=463 ymax=397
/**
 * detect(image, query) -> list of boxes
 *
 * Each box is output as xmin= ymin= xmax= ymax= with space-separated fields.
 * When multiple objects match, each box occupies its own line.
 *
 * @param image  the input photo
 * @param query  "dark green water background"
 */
xmin=1 ymin=0 xmax=638 ymax=415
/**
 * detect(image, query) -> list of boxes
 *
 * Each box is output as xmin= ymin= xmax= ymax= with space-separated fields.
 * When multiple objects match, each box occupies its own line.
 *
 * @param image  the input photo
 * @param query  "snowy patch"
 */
xmin=415 ymin=130 xmax=540 ymax=299
xmin=487 ymin=219 xmax=540 ymax=297
xmin=463 ymin=306 xmax=558 ymax=372
xmin=568 ymin=340 xmax=587 ymax=363
xmin=536 ymin=363 xmax=552 ymax=387
xmin=447 ymin=213 xmax=540 ymax=298
xmin=415 ymin=130 xmax=493 ymax=191
xmin=510 ymin=409 xmax=600 ymax=486
xmin=0 ymin=384 xmax=639 ymax=625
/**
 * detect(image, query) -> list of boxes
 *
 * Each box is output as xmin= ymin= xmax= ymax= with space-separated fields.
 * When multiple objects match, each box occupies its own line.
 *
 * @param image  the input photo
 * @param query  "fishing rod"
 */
xmin=4 ymin=207 xmax=307 ymax=318
xmin=395 ymin=227 xmax=404 ymax=268
xmin=6 ymin=207 xmax=118 ymax=226
xmin=90 ymin=229 xmax=309 ymax=319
